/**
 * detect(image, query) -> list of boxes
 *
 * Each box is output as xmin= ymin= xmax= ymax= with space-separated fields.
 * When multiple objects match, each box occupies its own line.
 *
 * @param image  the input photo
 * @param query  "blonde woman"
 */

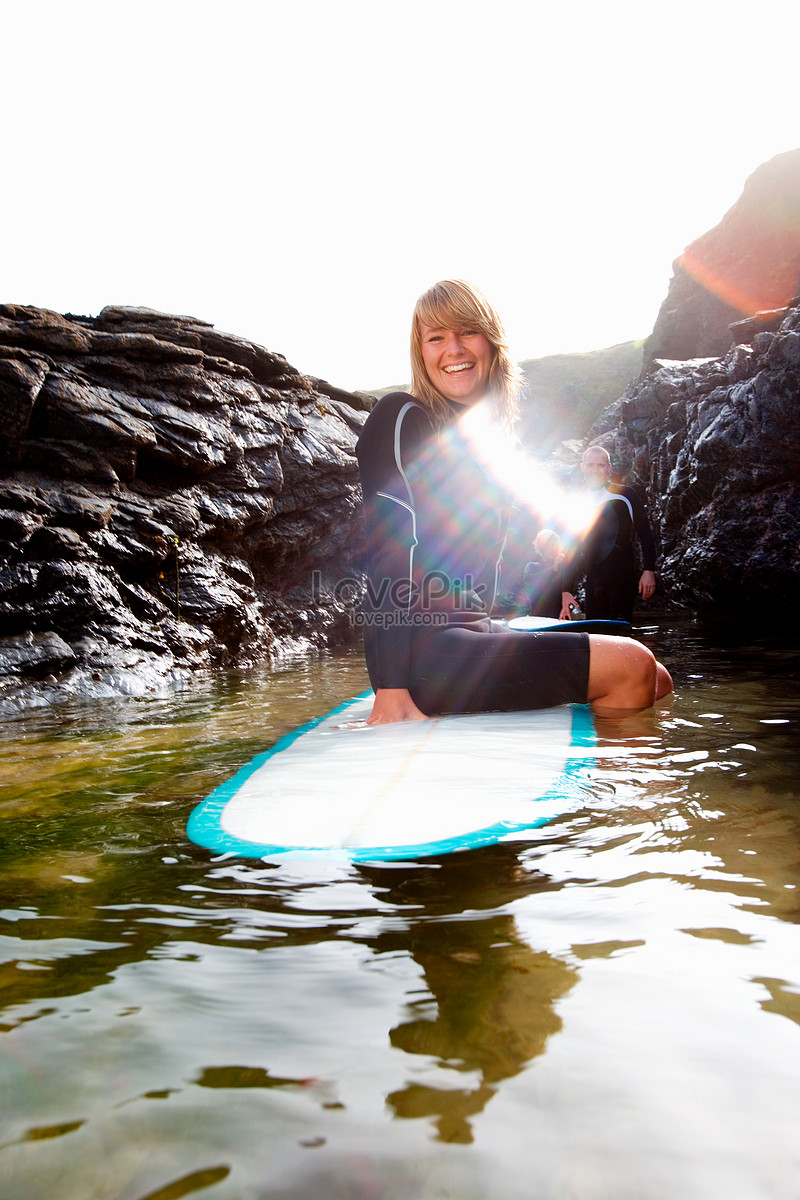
xmin=521 ymin=529 xmax=569 ymax=619
xmin=356 ymin=280 xmax=672 ymax=725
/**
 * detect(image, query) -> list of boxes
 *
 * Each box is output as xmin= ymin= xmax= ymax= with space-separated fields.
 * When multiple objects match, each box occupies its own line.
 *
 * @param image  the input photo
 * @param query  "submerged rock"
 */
xmin=0 ymin=305 xmax=371 ymax=712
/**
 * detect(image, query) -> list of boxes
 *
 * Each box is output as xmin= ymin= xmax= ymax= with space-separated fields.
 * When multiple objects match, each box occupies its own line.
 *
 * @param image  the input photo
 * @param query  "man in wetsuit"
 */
xmin=564 ymin=446 xmax=657 ymax=624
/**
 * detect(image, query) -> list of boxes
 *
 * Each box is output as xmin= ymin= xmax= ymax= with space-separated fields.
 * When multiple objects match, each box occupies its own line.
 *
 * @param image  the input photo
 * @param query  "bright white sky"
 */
xmin=5 ymin=0 xmax=800 ymax=391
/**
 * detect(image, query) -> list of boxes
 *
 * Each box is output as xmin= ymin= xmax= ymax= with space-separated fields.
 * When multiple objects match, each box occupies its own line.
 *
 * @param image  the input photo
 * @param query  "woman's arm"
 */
xmin=356 ymin=395 xmax=429 ymax=694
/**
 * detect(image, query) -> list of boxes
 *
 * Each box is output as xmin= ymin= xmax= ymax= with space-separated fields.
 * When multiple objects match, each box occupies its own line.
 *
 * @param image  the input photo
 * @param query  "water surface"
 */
xmin=1 ymin=623 xmax=799 ymax=1200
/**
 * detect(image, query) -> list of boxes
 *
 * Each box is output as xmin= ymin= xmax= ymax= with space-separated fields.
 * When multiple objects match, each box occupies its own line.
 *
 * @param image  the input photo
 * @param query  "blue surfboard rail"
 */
xmin=506 ymin=616 xmax=631 ymax=636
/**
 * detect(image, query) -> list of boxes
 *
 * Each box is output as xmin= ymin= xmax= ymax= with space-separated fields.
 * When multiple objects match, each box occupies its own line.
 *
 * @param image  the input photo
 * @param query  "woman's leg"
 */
xmin=409 ymin=623 xmax=591 ymax=714
xmin=409 ymin=624 xmax=673 ymax=716
xmin=587 ymin=634 xmax=673 ymax=713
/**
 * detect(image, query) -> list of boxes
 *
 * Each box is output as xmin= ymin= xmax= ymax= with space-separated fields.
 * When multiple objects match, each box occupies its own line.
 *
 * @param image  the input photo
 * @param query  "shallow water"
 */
xmin=1 ymin=621 xmax=799 ymax=1200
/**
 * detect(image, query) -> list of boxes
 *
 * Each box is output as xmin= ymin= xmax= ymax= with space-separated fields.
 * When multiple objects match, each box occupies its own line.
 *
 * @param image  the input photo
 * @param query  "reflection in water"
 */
xmin=1 ymin=625 xmax=800 ymax=1198
xmin=357 ymin=851 xmax=582 ymax=1143
xmin=136 ymin=1166 xmax=231 ymax=1200
xmin=386 ymin=917 xmax=577 ymax=1144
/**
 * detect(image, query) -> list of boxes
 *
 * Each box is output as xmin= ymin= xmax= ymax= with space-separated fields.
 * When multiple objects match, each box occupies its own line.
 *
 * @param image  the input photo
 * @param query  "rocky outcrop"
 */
xmin=586 ymin=303 xmax=800 ymax=615
xmin=0 ymin=305 xmax=371 ymax=713
xmin=643 ymin=148 xmax=800 ymax=367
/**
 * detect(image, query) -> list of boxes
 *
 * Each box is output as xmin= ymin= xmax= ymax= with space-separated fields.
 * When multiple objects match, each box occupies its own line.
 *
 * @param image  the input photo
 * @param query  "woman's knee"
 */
xmin=587 ymin=636 xmax=658 ymax=710
xmin=655 ymin=661 xmax=674 ymax=701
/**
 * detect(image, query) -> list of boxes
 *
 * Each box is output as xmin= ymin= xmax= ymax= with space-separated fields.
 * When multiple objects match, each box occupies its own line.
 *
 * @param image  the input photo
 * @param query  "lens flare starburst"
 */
xmin=455 ymin=400 xmax=602 ymax=547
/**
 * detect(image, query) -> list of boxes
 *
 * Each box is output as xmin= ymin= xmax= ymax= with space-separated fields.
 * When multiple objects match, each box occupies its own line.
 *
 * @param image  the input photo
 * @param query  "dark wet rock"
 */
xmin=0 ymin=631 xmax=76 ymax=678
xmin=585 ymin=304 xmax=800 ymax=616
xmin=0 ymin=305 xmax=371 ymax=713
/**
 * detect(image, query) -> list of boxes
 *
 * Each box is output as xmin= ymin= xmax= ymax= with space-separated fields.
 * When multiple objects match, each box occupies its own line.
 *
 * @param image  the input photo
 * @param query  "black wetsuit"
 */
xmin=356 ymin=393 xmax=589 ymax=714
xmin=521 ymin=560 xmax=563 ymax=618
xmin=569 ymin=485 xmax=656 ymax=623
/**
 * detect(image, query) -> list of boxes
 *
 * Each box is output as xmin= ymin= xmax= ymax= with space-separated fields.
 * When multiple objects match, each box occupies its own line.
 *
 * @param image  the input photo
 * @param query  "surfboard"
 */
xmin=187 ymin=692 xmax=596 ymax=864
xmin=506 ymin=615 xmax=631 ymax=635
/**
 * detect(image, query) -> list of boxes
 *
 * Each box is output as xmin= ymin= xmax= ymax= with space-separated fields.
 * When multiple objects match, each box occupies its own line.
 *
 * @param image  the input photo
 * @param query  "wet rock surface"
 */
xmin=587 ymin=303 xmax=800 ymax=615
xmin=0 ymin=305 xmax=371 ymax=713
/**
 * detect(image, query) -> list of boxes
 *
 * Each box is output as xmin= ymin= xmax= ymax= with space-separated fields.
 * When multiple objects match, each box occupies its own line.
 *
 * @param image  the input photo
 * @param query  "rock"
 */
xmin=0 ymin=631 xmax=76 ymax=678
xmin=0 ymin=305 xmax=370 ymax=710
xmin=586 ymin=303 xmax=800 ymax=616
xmin=644 ymin=149 xmax=800 ymax=368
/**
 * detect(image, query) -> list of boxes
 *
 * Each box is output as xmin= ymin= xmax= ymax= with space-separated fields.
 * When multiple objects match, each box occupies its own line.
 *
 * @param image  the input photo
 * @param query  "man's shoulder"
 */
xmin=607 ymin=483 xmax=644 ymax=502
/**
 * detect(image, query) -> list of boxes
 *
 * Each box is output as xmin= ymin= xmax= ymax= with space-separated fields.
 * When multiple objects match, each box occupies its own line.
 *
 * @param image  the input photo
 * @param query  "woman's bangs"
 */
xmin=416 ymin=289 xmax=488 ymax=338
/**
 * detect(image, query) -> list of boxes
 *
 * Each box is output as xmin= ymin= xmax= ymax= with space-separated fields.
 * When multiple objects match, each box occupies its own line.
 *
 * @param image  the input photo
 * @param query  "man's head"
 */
xmin=581 ymin=445 xmax=612 ymax=491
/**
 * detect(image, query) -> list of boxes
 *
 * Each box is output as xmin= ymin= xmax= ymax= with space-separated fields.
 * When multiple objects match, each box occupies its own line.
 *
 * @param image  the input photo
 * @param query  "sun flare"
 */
xmin=455 ymin=401 xmax=602 ymax=550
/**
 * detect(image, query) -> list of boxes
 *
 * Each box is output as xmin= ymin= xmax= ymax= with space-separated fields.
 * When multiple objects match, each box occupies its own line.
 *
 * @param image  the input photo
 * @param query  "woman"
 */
xmin=356 ymin=279 xmax=672 ymax=725
xmin=520 ymin=529 xmax=569 ymax=619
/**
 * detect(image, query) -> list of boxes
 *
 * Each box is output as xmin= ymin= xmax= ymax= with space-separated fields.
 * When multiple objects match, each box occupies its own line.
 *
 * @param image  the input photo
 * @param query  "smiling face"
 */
xmin=419 ymin=324 xmax=494 ymax=407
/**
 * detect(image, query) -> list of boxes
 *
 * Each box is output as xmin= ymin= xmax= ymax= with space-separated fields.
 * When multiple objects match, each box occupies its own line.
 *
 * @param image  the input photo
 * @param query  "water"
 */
xmin=1 ymin=622 xmax=799 ymax=1200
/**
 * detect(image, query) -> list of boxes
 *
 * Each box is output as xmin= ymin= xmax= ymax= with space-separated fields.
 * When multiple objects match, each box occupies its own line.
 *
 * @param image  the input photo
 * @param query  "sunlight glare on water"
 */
xmin=1 ymin=625 xmax=799 ymax=1200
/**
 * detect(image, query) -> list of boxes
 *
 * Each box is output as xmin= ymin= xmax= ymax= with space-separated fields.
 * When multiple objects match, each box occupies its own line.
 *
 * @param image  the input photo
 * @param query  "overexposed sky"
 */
xmin=5 ymin=0 xmax=800 ymax=391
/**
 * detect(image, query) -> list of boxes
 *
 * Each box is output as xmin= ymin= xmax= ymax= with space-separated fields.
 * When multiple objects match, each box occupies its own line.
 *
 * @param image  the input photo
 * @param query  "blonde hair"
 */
xmin=534 ymin=528 xmax=564 ymax=566
xmin=410 ymin=279 xmax=523 ymax=428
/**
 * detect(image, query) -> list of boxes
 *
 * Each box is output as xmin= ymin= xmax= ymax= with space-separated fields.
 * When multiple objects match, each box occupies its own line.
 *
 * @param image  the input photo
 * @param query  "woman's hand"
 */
xmin=366 ymin=688 xmax=429 ymax=725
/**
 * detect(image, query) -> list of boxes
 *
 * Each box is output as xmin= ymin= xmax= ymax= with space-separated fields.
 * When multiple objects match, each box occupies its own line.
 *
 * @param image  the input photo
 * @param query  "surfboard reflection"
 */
xmin=364 ymin=856 xmax=579 ymax=1145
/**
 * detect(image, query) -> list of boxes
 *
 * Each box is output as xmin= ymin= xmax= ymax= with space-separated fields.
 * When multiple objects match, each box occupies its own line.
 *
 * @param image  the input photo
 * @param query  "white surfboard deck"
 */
xmin=187 ymin=692 xmax=596 ymax=863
